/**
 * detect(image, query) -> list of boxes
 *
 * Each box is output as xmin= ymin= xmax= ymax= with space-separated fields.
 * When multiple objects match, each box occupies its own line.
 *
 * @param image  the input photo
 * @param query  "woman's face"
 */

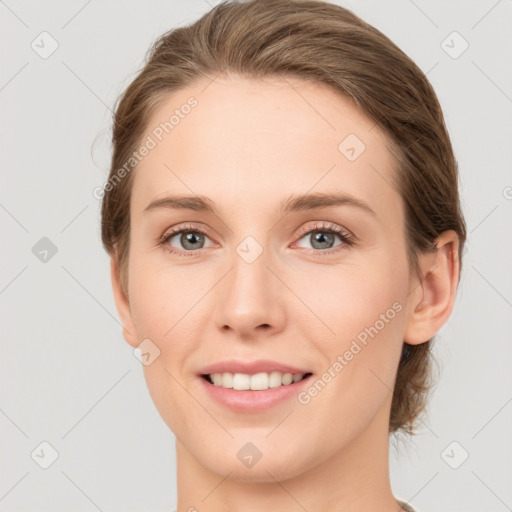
xmin=116 ymin=76 xmax=423 ymax=481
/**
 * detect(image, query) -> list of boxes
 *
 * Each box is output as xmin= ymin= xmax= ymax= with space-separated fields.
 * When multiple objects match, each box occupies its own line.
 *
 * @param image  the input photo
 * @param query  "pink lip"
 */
xmin=198 ymin=359 xmax=311 ymax=376
xmin=198 ymin=373 xmax=313 ymax=413
xmin=196 ymin=359 xmax=313 ymax=413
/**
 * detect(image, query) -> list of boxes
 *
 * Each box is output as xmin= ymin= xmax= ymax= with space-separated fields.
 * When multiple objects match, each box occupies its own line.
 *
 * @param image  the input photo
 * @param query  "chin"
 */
xmin=191 ymin=435 xmax=314 ymax=482
xmin=203 ymin=453 xmax=309 ymax=484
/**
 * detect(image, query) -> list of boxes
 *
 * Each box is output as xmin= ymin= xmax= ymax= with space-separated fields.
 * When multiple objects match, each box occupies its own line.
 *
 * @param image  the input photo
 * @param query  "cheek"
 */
xmin=296 ymin=255 xmax=407 ymax=344
xmin=296 ymin=288 xmax=405 ymax=452
xmin=300 ymin=250 xmax=408 ymax=406
xmin=127 ymin=249 xmax=197 ymax=338
xmin=127 ymin=256 xmax=207 ymax=432
xmin=127 ymin=249 xmax=216 ymax=390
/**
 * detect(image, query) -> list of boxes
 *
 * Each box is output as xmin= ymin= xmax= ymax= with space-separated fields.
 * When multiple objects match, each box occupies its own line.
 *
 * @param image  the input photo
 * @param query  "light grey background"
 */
xmin=1 ymin=1 xmax=511 ymax=511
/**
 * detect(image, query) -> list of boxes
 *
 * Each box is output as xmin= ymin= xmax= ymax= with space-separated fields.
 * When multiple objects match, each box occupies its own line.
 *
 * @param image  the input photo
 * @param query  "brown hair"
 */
xmin=100 ymin=0 xmax=467 ymax=435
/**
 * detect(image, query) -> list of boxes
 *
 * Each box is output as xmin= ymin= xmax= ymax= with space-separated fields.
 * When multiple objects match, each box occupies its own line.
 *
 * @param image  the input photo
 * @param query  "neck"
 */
xmin=175 ymin=399 xmax=401 ymax=512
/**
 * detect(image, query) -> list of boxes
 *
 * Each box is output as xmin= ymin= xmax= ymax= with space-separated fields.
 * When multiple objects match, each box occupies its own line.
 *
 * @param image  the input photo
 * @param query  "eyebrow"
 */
xmin=143 ymin=192 xmax=376 ymax=216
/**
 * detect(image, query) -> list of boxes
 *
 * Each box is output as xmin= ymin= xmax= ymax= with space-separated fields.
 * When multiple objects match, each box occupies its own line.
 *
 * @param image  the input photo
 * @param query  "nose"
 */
xmin=214 ymin=243 xmax=286 ymax=340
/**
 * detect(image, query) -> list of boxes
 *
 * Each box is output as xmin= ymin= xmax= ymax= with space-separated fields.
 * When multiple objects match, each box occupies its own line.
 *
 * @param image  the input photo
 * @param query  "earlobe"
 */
xmin=404 ymin=230 xmax=460 ymax=345
xmin=110 ymin=255 xmax=139 ymax=348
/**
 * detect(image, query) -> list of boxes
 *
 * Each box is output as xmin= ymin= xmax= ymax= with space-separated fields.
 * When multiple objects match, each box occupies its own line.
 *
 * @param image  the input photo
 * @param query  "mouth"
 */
xmin=199 ymin=370 xmax=314 ymax=412
xmin=201 ymin=371 xmax=313 ymax=390
xmin=196 ymin=359 xmax=314 ymax=412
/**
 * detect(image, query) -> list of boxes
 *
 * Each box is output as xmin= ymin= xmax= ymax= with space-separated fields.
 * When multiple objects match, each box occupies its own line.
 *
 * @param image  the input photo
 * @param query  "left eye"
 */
xmin=296 ymin=228 xmax=347 ymax=251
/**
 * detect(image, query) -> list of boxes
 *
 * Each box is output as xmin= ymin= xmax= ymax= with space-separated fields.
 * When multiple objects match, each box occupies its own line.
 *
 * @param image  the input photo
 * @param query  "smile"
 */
xmin=203 ymin=371 xmax=312 ymax=390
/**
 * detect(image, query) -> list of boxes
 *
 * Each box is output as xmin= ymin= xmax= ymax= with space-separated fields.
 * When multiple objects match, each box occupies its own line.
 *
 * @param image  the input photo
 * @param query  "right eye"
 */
xmin=159 ymin=224 xmax=215 ymax=256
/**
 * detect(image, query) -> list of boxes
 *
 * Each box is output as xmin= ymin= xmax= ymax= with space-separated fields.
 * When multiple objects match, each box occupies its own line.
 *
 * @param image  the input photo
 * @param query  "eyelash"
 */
xmin=157 ymin=221 xmax=355 ymax=258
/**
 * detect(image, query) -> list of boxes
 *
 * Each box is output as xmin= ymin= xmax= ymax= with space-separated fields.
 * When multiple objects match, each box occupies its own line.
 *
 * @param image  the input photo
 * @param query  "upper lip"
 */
xmin=198 ymin=359 xmax=312 ymax=376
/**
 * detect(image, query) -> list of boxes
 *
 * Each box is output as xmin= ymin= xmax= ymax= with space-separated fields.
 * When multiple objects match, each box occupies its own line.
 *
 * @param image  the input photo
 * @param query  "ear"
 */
xmin=110 ymin=255 xmax=139 ymax=348
xmin=404 ymin=230 xmax=461 ymax=344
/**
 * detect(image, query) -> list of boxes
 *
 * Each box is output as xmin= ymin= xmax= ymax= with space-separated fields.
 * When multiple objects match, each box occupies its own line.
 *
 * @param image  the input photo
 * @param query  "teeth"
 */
xmin=209 ymin=371 xmax=307 ymax=390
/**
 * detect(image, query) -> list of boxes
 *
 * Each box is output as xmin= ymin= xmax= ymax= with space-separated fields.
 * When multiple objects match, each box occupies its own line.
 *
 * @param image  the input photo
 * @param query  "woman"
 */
xmin=100 ymin=1 xmax=466 ymax=510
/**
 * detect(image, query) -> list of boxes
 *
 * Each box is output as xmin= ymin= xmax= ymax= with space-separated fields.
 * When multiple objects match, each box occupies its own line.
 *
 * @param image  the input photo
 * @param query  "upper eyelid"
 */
xmin=295 ymin=221 xmax=352 ymax=237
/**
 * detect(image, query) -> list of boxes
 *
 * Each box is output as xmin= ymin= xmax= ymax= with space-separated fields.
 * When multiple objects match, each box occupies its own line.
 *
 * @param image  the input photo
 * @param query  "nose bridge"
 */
xmin=214 ymin=233 xmax=284 ymax=335
xmin=229 ymin=234 xmax=274 ymax=307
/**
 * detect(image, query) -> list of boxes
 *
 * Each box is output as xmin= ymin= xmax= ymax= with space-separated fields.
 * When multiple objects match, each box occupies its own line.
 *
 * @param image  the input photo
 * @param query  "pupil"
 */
xmin=182 ymin=231 xmax=203 ymax=249
xmin=312 ymin=231 xmax=334 ymax=249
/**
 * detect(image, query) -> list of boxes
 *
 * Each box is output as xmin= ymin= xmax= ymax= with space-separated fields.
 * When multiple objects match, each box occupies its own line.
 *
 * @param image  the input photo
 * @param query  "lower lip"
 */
xmin=198 ymin=375 xmax=313 ymax=413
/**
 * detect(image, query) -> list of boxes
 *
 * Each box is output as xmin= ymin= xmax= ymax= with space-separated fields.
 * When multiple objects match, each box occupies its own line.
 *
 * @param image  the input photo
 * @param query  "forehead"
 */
xmin=130 ymin=75 xmax=399 ymax=218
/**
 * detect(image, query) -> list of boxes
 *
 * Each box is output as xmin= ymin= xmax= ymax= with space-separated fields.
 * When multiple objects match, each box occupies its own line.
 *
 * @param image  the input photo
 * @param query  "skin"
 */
xmin=110 ymin=75 xmax=460 ymax=512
